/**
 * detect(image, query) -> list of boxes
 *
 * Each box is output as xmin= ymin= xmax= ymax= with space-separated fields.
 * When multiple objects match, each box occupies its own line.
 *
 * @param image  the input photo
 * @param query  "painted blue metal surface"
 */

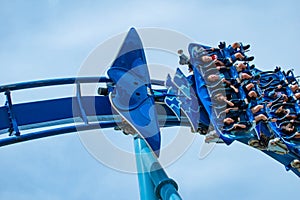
xmin=0 ymin=89 xmax=192 ymax=147
xmin=0 ymin=96 xmax=112 ymax=131
xmin=165 ymin=68 xmax=210 ymax=133
xmin=173 ymin=68 xmax=210 ymax=127
xmin=107 ymin=28 xmax=161 ymax=156
xmin=164 ymin=74 xmax=182 ymax=120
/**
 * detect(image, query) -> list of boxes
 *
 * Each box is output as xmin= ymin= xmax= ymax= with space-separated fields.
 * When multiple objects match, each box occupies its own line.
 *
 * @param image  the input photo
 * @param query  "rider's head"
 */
xmin=224 ymin=117 xmax=235 ymax=125
xmin=248 ymin=91 xmax=258 ymax=98
xmin=177 ymin=49 xmax=183 ymax=55
xmin=201 ymin=55 xmax=213 ymax=63
xmin=207 ymin=74 xmax=220 ymax=82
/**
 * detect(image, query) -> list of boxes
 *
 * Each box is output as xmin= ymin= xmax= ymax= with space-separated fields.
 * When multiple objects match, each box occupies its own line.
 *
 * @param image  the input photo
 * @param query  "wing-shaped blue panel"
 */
xmin=173 ymin=68 xmax=192 ymax=99
xmin=107 ymin=28 xmax=161 ymax=156
xmin=165 ymin=74 xmax=181 ymax=120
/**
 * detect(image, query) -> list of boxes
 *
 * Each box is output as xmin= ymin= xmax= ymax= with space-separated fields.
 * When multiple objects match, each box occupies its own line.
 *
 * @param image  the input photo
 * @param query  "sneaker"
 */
xmin=267 ymin=138 xmax=288 ymax=155
xmin=283 ymin=71 xmax=287 ymax=76
xmin=274 ymin=66 xmax=281 ymax=73
xmin=204 ymin=130 xmax=224 ymax=143
xmin=253 ymin=74 xmax=261 ymax=80
xmin=243 ymin=44 xmax=250 ymax=50
xmin=291 ymin=159 xmax=300 ymax=169
xmin=248 ymin=139 xmax=260 ymax=148
xmin=249 ymin=64 xmax=255 ymax=70
xmin=218 ymin=41 xmax=226 ymax=49
xmin=248 ymin=139 xmax=266 ymax=150
xmin=244 ymin=56 xmax=254 ymax=62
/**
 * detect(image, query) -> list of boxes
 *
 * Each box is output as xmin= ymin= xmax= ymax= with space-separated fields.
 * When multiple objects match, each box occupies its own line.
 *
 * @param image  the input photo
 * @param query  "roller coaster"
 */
xmin=0 ymin=28 xmax=299 ymax=199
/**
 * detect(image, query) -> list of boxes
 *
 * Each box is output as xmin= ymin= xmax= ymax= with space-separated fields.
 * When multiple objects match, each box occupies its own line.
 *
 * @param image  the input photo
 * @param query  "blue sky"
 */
xmin=0 ymin=0 xmax=300 ymax=199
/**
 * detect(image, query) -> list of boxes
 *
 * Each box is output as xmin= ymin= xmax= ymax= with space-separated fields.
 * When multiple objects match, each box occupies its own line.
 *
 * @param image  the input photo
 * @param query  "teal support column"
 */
xmin=134 ymin=136 xmax=157 ymax=200
xmin=134 ymin=136 xmax=182 ymax=200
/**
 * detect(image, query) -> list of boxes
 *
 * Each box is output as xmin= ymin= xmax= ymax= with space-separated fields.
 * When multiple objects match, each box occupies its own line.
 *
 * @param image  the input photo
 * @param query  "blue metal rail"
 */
xmin=0 ymin=76 xmax=194 ymax=149
xmin=0 ymin=76 xmax=164 ymax=93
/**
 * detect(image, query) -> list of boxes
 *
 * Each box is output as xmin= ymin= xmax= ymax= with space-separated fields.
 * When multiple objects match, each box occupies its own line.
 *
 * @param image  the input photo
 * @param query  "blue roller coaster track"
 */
xmin=0 ymin=28 xmax=299 ymax=199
